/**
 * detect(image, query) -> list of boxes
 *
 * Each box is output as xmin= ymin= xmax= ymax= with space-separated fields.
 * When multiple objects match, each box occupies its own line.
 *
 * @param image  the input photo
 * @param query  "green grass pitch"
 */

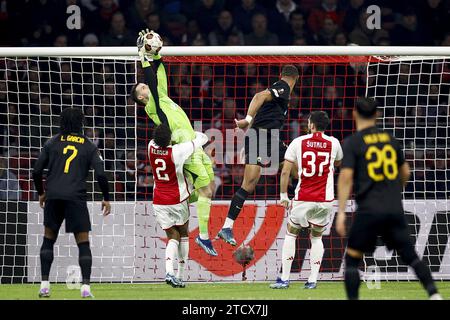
xmin=1 ymin=281 xmax=449 ymax=300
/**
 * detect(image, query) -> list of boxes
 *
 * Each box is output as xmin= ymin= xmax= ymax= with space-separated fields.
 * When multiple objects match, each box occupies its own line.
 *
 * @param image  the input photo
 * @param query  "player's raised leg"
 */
xmin=185 ymin=150 xmax=218 ymax=256
xmin=219 ymin=164 xmax=261 ymax=246
xmin=388 ymin=215 xmax=442 ymax=300
xmin=74 ymin=231 xmax=94 ymax=298
xmin=39 ymin=227 xmax=58 ymax=298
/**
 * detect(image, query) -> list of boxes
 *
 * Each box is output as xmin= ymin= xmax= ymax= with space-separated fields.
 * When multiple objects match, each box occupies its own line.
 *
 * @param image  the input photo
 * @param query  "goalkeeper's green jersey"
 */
xmin=143 ymin=54 xmax=195 ymax=144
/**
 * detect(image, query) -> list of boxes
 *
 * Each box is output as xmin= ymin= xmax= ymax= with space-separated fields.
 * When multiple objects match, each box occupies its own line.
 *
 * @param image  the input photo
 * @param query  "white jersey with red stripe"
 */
xmin=285 ymin=131 xmax=343 ymax=202
xmin=148 ymin=139 xmax=198 ymax=205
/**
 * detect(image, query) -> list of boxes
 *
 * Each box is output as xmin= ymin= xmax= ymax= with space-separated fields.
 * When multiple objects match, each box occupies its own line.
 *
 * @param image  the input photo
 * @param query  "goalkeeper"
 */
xmin=130 ymin=29 xmax=217 ymax=256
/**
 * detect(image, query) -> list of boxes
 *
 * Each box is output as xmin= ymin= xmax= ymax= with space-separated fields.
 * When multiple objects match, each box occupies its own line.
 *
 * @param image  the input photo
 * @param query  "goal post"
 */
xmin=0 ymin=46 xmax=449 ymax=284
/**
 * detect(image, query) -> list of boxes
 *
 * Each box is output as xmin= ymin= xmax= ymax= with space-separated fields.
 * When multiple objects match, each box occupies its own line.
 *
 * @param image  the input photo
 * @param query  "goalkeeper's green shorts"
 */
xmin=184 ymin=148 xmax=214 ymax=195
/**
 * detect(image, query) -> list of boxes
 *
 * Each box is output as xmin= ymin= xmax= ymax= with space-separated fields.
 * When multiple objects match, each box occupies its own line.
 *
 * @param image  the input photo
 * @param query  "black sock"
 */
xmin=344 ymin=254 xmax=361 ymax=300
xmin=227 ymin=187 xmax=249 ymax=221
xmin=410 ymin=258 xmax=438 ymax=296
xmin=77 ymin=241 xmax=92 ymax=285
xmin=40 ymin=237 xmax=56 ymax=281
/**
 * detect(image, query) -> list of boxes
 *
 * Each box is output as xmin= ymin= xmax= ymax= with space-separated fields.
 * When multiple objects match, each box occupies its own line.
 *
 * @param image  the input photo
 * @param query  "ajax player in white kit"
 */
xmin=270 ymin=111 xmax=343 ymax=289
xmin=149 ymin=124 xmax=208 ymax=288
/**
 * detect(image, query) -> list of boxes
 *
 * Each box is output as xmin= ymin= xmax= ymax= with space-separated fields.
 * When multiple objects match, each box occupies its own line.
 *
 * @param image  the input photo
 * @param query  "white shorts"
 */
xmin=288 ymin=201 xmax=333 ymax=232
xmin=153 ymin=200 xmax=190 ymax=230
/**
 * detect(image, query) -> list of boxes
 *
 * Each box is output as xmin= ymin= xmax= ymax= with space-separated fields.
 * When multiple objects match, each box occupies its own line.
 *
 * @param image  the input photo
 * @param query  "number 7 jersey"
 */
xmin=33 ymin=133 xmax=105 ymax=201
xmin=285 ymin=132 xmax=343 ymax=202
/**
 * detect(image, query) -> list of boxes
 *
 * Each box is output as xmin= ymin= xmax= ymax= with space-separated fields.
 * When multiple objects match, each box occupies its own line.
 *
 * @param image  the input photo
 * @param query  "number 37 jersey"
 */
xmin=341 ymin=126 xmax=405 ymax=214
xmin=285 ymin=132 xmax=343 ymax=202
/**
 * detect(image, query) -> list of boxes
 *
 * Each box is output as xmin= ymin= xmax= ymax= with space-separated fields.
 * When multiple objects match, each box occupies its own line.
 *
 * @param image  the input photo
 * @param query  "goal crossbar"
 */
xmin=1 ymin=46 xmax=450 ymax=57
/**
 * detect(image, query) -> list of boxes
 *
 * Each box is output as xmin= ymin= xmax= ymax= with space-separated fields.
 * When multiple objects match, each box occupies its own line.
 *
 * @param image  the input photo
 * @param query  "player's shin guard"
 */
xmin=225 ymin=188 xmax=249 ymax=228
xmin=177 ymin=237 xmax=189 ymax=280
xmin=344 ymin=254 xmax=361 ymax=300
xmin=77 ymin=242 xmax=92 ymax=285
xmin=197 ymin=196 xmax=211 ymax=240
xmin=166 ymin=239 xmax=179 ymax=276
xmin=281 ymin=231 xmax=297 ymax=281
xmin=400 ymin=248 xmax=438 ymax=297
xmin=308 ymin=236 xmax=324 ymax=283
xmin=40 ymin=237 xmax=56 ymax=281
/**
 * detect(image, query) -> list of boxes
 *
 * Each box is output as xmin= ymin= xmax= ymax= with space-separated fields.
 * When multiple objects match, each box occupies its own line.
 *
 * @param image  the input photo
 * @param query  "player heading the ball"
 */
xmin=218 ymin=65 xmax=299 ymax=247
xmin=130 ymin=29 xmax=217 ymax=256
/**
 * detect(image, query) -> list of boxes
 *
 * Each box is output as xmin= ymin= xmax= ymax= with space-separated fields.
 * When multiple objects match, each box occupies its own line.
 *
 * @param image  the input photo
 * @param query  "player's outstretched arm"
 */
xmin=90 ymin=148 xmax=111 ymax=216
xmin=235 ymin=89 xmax=272 ymax=129
xmin=137 ymin=30 xmax=170 ymax=126
xmin=32 ymin=144 xmax=50 ymax=208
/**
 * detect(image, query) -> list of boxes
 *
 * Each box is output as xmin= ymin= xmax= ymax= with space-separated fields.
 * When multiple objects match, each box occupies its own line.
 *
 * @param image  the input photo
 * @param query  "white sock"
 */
xmin=165 ymin=239 xmax=179 ymax=275
xmin=80 ymin=284 xmax=90 ymax=292
xmin=40 ymin=281 xmax=50 ymax=289
xmin=177 ymin=237 xmax=189 ymax=280
xmin=199 ymin=233 xmax=209 ymax=240
xmin=308 ymin=235 xmax=324 ymax=283
xmin=281 ymin=231 xmax=297 ymax=281
xmin=223 ymin=217 xmax=235 ymax=229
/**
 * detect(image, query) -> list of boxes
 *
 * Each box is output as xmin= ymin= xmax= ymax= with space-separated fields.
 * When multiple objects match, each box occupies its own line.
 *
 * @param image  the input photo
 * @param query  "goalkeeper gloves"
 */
xmin=137 ymin=28 xmax=152 ymax=66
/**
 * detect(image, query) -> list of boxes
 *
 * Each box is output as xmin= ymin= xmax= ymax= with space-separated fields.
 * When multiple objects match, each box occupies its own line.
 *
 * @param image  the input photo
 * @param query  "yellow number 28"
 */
xmin=365 ymin=145 xmax=398 ymax=181
xmin=63 ymin=145 xmax=78 ymax=174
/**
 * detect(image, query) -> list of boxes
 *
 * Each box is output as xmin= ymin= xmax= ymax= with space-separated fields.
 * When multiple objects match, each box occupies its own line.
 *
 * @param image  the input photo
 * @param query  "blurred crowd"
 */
xmin=0 ymin=0 xmax=449 ymax=47
xmin=1 ymin=56 xmax=449 ymax=202
xmin=0 ymin=0 xmax=449 ymax=203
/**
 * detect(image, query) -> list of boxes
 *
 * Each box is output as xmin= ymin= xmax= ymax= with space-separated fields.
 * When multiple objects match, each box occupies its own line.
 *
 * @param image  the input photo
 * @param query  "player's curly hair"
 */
xmin=153 ymin=124 xmax=172 ymax=148
xmin=60 ymin=107 xmax=84 ymax=134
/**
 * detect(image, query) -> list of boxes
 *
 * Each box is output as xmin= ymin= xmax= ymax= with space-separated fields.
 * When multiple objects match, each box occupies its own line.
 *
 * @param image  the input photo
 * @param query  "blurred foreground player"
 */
xmin=271 ymin=111 xmax=342 ymax=289
xmin=33 ymin=108 xmax=111 ymax=298
xmin=218 ymin=65 xmax=299 ymax=246
xmin=336 ymin=97 xmax=442 ymax=300
xmin=149 ymin=124 xmax=209 ymax=288
xmin=131 ymin=29 xmax=217 ymax=256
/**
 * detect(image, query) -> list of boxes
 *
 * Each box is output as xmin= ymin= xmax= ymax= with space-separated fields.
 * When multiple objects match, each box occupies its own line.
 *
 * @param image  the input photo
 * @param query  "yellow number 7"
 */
xmin=63 ymin=145 xmax=78 ymax=174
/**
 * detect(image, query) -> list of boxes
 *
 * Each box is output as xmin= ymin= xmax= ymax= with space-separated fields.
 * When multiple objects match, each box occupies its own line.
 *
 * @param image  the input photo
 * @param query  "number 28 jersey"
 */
xmin=285 ymin=132 xmax=343 ymax=202
xmin=148 ymin=140 xmax=196 ymax=205
xmin=341 ymin=126 xmax=405 ymax=214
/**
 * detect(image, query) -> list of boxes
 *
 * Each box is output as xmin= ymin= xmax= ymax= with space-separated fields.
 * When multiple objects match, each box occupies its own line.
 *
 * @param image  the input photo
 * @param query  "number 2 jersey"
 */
xmin=285 ymin=131 xmax=343 ymax=202
xmin=149 ymin=132 xmax=208 ymax=205
xmin=341 ymin=126 xmax=405 ymax=214
xmin=33 ymin=133 xmax=107 ymax=201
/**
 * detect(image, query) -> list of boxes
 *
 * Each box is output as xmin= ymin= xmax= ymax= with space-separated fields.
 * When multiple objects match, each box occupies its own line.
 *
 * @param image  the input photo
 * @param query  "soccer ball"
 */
xmin=233 ymin=244 xmax=255 ymax=266
xmin=145 ymin=32 xmax=163 ymax=55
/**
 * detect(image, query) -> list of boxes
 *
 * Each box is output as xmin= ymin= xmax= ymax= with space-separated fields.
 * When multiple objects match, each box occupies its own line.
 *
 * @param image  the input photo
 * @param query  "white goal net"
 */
xmin=0 ymin=47 xmax=449 ymax=283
